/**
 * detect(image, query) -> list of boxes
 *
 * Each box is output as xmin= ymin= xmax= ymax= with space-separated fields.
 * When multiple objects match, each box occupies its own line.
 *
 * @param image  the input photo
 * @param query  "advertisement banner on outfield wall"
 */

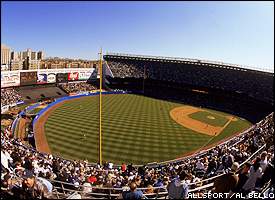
xmin=20 ymin=71 xmax=37 ymax=86
xmin=37 ymin=73 xmax=47 ymax=84
xmin=68 ymin=72 xmax=79 ymax=81
xmin=47 ymin=73 xmax=56 ymax=83
xmin=56 ymin=73 xmax=68 ymax=83
xmin=78 ymin=71 xmax=92 ymax=80
xmin=1 ymin=71 xmax=21 ymax=88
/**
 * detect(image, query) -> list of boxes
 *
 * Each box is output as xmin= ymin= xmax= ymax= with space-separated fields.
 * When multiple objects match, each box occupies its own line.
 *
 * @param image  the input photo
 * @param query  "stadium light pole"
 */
xmin=99 ymin=48 xmax=103 ymax=165
xmin=142 ymin=65 xmax=146 ymax=94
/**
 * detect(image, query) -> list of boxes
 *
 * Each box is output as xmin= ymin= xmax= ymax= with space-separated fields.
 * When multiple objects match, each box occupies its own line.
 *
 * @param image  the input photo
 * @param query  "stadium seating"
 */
xmin=1 ymin=88 xmax=23 ymax=107
xmin=104 ymin=57 xmax=273 ymax=105
xmin=17 ymin=84 xmax=68 ymax=102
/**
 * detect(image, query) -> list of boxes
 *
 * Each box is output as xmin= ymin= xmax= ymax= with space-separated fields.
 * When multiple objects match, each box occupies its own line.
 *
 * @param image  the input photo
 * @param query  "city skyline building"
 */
xmin=8 ymin=47 xmax=45 ymax=70
xmin=1 ymin=44 xmax=11 ymax=70
xmin=1 ymin=43 xmax=97 ymax=71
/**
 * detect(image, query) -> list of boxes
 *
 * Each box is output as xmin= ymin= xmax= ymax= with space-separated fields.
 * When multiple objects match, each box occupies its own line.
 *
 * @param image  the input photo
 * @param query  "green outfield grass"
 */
xmin=189 ymin=111 xmax=229 ymax=127
xmin=44 ymin=94 xmax=252 ymax=165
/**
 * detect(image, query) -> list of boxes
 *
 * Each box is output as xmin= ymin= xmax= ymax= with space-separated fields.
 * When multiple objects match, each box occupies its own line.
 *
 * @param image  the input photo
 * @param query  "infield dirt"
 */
xmin=170 ymin=106 xmax=236 ymax=136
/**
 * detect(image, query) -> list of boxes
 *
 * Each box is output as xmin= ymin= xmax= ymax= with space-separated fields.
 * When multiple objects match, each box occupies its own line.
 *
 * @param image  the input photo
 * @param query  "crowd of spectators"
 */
xmin=58 ymin=82 xmax=97 ymax=94
xmin=1 ymin=110 xmax=273 ymax=198
xmin=142 ymin=84 xmax=270 ymax=123
xmin=106 ymin=60 xmax=274 ymax=104
xmin=1 ymin=88 xmax=23 ymax=107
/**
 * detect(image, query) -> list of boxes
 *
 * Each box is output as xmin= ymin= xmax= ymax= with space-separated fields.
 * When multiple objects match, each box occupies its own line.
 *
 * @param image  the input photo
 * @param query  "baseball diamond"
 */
xmin=34 ymin=94 xmax=252 ymax=165
xmin=189 ymin=110 xmax=230 ymax=127
xmin=170 ymin=106 xmax=237 ymax=136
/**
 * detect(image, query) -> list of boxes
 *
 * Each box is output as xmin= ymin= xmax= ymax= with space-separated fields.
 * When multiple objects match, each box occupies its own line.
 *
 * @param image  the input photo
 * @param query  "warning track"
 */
xmin=33 ymin=101 xmax=66 ymax=154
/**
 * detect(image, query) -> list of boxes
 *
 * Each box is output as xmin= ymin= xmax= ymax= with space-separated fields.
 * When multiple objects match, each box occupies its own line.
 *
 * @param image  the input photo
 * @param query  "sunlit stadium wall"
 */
xmin=1 ymin=68 xmax=96 ymax=88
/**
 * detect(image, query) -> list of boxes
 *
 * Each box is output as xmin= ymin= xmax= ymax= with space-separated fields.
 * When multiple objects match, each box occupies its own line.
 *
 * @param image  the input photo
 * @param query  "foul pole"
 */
xmin=99 ymin=48 xmax=103 ymax=165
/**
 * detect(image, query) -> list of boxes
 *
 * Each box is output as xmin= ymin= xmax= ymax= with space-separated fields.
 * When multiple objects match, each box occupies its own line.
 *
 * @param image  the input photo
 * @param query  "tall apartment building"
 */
xmin=10 ymin=48 xmax=44 ymax=70
xmin=37 ymin=51 xmax=44 ymax=60
xmin=31 ymin=52 xmax=37 ymax=60
xmin=4 ymin=45 xmax=96 ymax=71
xmin=10 ymin=60 xmax=24 ymax=70
xmin=22 ymin=48 xmax=31 ymax=60
xmin=1 ymin=44 xmax=11 ymax=70
xmin=10 ymin=51 xmax=23 ymax=70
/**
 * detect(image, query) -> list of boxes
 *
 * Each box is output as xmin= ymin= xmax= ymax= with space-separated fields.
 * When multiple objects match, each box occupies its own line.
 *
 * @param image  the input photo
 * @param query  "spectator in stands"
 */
xmin=1 ymin=172 xmax=12 ymax=189
xmin=259 ymin=151 xmax=268 ymax=172
xmin=144 ymin=185 xmax=154 ymax=194
xmin=242 ymin=157 xmax=263 ymax=194
xmin=195 ymin=158 xmax=205 ymax=177
xmin=206 ymin=156 xmax=217 ymax=176
xmin=167 ymin=170 xmax=189 ymax=199
xmin=21 ymin=170 xmax=52 ymax=199
xmin=234 ymin=162 xmax=251 ymax=193
xmin=82 ymin=182 xmax=92 ymax=197
xmin=58 ymin=82 xmax=97 ymax=94
xmin=1 ymin=88 xmax=23 ymax=107
xmin=195 ymin=158 xmax=205 ymax=171
xmin=121 ymin=163 xmax=127 ymax=172
xmin=256 ymin=158 xmax=274 ymax=189
xmin=213 ymin=162 xmax=239 ymax=193
xmin=122 ymin=182 xmax=145 ymax=200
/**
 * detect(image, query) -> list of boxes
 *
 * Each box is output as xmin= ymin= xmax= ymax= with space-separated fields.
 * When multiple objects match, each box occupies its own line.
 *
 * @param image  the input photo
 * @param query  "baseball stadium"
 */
xmin=1 ymin=52 xmax=274 ymax=198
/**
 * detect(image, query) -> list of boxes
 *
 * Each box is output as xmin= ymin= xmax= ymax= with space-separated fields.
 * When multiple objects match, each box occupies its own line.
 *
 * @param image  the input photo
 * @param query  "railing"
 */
xmin=41 ymin=143 xmax=268 ymax=199
xmin=187 ymin=144 xmax=267 ymax=187
xmin=42 ymin=179 xmax=168 ymax=199
xmin=1 ymin=101 xmax=24 ymax=114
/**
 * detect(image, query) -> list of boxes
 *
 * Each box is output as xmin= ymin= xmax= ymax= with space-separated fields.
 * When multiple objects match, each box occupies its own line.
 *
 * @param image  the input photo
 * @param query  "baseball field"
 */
xmin=35 ymin=94 xmax=252 ymax=165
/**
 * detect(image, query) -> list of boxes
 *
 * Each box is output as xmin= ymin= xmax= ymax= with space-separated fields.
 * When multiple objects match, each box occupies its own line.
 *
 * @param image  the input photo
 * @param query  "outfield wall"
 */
xmin=1 ymin=68 xmax=95 ymax=88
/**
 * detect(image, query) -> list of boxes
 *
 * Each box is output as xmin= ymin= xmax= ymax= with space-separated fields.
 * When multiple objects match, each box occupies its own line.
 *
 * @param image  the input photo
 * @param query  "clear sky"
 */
xmin=1 ymin=1 xmax=274 ymax=71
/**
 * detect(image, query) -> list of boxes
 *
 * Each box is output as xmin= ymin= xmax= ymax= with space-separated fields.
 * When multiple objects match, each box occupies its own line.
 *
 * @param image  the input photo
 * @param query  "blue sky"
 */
xmin=1 ymin=1 xmax=274 ymax=71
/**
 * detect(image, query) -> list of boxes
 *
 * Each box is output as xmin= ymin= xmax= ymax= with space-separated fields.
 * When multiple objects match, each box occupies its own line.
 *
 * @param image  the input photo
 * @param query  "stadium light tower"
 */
xmin=142 ymin=64 xmax=146 ymax=94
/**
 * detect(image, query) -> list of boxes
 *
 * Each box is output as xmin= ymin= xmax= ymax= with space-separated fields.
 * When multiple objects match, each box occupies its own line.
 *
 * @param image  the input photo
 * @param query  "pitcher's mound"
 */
xmin=207 ymin=116 xmax=215 ymax=120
